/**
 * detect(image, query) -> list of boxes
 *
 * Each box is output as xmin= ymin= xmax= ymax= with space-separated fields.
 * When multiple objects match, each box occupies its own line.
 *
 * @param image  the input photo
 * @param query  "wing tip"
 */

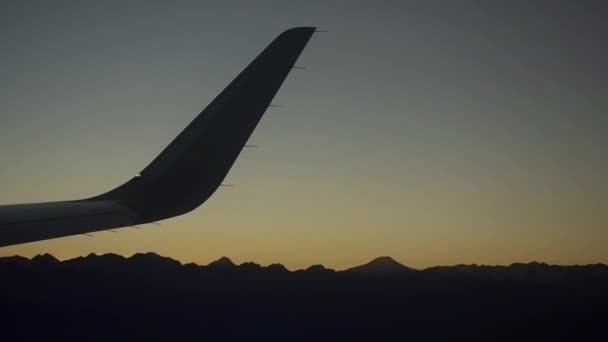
xmin=281 ymin=26 xmax=317 ymax=36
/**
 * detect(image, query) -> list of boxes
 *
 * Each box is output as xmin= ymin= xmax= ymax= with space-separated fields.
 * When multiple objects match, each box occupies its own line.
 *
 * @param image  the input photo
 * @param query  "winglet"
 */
xmin=90 ymin=27 xmax=316 ymax=224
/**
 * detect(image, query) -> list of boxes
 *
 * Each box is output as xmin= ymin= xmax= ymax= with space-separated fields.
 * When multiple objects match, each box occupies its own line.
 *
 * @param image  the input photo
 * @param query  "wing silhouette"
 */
xmin=0 ymin=27 xmax=316 ymax=247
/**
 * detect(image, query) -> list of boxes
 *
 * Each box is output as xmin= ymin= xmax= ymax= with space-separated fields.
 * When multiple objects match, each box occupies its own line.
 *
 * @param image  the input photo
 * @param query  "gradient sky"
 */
xmin=1 ymin=1 xmax=606 ymax=270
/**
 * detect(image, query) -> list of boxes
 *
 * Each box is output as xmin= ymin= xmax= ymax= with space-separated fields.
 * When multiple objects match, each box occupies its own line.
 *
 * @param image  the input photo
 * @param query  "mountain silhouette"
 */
xmin=0 ymin=255 xmax=28 ymax=265
xmin=305 ymin=264 xmax=335 ymax=273
xmin=207 ymin=256 xmax=236 ymax=269
xmin=1 ymin=252 xmax=606 ymax=340
xmin=346 ymin=256 xmax=416 ymax=276
xmin=65 ymin=252 xmax=126 ymax=269
xmin=31 ymin=253 xmax=59 ymax=265
xmin=239 ymin=261 xmax=263 ymax=273
xmin=3 ymin=253 xmax=606 ymax=278
xmin=265 ymin=263 xmax=289 ymax=273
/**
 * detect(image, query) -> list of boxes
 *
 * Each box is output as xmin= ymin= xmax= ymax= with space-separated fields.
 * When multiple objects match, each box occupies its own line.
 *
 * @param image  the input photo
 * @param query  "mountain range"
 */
xmin=2 ymin=252 xmax=607 ymax=340
xmin=1 ymin=252 xmax=606 ymax=280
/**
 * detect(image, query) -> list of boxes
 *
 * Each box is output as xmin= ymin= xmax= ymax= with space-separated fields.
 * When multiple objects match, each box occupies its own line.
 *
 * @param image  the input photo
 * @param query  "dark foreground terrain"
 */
xmin=2 ymin=253 xmax=606 ymax=340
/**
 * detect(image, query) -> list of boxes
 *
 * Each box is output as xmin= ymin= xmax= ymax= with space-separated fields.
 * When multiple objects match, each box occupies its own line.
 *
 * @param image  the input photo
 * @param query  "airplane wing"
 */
xmin=0 ymin=27 xmax=316 ymax=247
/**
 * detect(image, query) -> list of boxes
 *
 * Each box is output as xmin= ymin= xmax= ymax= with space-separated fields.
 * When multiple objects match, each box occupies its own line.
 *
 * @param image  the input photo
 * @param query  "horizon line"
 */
xmin=4 ymin=251 xmax=607 ymax=272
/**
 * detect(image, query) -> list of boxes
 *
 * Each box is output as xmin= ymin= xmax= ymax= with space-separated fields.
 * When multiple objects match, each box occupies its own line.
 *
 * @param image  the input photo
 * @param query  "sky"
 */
xmin=0 ymin=1 xmax=606 ymax=270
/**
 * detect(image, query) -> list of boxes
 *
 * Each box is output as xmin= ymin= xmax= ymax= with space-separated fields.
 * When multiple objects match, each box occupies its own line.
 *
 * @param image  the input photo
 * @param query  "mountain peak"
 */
xmin=0 ymin=255 xmax=29 ymax=265
xmin=346 ymin=256 xmax=415 ymax=276
xmin=306 ymin=264 xmax=335 ymax=273
xmin=370 ymin=256 xmax=400 ymax=265
xmin=208 ymin=256 xmax=236 ymax=268
xmin=131 ymin=252 xmax=163 ymax=259
xmin=129 ymin=252 xmax=181 ymax=268
xmin=266 ymin=263 xmax=288 ymax=272
xmin=32 ymin=253 xmax=59 ymax=264
xmin=239 ymin=261 xmax=262 ymax=271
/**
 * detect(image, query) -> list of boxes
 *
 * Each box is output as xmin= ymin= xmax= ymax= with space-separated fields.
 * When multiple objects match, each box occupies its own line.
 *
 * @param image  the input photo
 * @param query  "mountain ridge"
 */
xmin=1 ymin=252 xmax=605 ymax=277
xmin=2 ymin=252 xmax=606 ymax=339
xmin=345 ymin=256 xmax=417 ymax=275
